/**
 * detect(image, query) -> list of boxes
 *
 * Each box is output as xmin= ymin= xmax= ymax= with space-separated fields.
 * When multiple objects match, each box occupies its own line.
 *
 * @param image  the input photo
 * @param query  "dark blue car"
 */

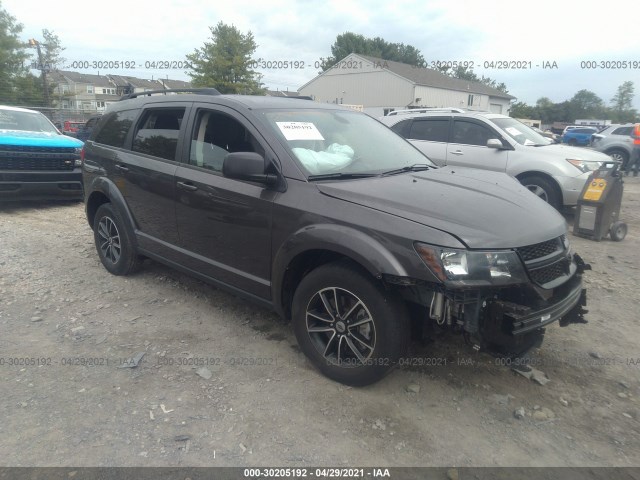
xmin=0 ymin=106 xmax=84 ymax=201
xmin=562 ymin=127 xmax=598 ymax=146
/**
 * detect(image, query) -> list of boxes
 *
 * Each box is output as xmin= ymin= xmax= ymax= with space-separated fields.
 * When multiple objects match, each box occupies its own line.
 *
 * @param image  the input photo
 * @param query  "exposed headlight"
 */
xmin=414 ymin=243 xmax=528 ymax=287
xmin=567 ymin=158 xmax=601 ymax=173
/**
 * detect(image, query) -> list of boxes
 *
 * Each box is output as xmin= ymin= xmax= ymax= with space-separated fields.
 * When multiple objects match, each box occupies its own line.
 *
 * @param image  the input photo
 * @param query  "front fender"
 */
xmin=271 ymin=224 xmax=409 ymax=316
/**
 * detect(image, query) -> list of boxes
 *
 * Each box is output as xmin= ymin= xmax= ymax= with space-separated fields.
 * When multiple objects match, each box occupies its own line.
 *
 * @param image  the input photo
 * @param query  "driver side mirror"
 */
xmin=487 ymin=138 xmax=507 ymax=149
xmin=223 ymin=152 xmax=278 ymax=186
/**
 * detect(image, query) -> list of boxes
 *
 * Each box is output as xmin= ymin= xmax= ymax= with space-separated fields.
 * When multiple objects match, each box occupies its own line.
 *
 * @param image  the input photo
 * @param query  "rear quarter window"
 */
xmin=389 ymin=119 xmax=411 ymax=138
xmin=93 ymin=110 xmax=139 ymax=148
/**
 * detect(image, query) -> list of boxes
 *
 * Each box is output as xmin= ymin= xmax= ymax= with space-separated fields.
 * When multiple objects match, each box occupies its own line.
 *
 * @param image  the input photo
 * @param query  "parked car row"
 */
xmin=561 ymin=127 xmax=599 ymax=146
xmin=378 ymin=109 xmax=608 ymax=210
xmin=76 ymin=91 xmax=590 ymax=386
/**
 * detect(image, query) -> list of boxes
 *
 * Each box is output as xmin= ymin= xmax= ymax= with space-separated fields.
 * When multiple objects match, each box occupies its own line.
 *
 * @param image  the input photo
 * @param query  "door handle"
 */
xmin=450 ymin=150 xmax=464 ymax=155
xmin=177 ymin=181 xmax=198 ymax=192
xmin=115 ymin=164 xmax=129 ymax=172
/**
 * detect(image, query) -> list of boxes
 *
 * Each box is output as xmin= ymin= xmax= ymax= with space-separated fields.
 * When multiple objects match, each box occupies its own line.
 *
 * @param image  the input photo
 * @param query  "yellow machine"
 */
xmin=573 ymin=161 xmax=627 ymax=241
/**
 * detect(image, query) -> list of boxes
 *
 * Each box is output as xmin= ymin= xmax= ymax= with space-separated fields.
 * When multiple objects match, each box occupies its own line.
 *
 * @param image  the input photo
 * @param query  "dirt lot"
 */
xmin=1 ymin=179 xmax=639 ymax=468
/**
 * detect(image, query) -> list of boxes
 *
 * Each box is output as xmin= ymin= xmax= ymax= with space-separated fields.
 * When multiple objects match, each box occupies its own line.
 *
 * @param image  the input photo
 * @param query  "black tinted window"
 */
xmin=132 ymin=108 xmax=185 ymax=161
xmin=94 ymin=110 xmax=138 ymax=148
xmin=452 ymin=120 xmax=494 ymax=146
xmin=612 ymin=127 xmax=633 ymax=135
xmin=390 ymin=119 xmax=410 ymax=138
xmin=409 ymin=119 xmax=448 ymax=142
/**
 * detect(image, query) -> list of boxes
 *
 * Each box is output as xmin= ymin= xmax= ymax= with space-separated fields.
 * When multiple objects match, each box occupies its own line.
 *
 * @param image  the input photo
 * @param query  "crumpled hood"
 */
xmin=0 ymin=130 xmax=83 ymax=148
xmin=316 ymin=167 xmax=567 ymax=249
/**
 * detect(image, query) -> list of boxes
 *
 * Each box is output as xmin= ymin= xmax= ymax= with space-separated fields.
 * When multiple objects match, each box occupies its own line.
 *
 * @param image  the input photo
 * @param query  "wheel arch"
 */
xmin=272 ymin=224 xmax=409 ymax=320
xmin=515 ymin=171 xmax=564 ymax=206
xmin=85 ymin=177 xmax=137 ymax=233
xmin=604 ymin=147 xmax=630 ymax=161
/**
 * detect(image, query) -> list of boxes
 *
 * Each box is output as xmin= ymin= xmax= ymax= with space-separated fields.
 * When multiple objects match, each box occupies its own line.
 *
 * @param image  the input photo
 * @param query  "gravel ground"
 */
xmin=0 ymin=179 xmax=639 ymax=468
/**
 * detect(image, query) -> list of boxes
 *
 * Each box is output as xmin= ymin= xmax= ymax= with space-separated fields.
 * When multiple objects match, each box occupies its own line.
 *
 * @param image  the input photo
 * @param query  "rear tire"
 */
xmin=292 ymin=261 xmax=410 ymax=386
xmin=93 ymin=203 xmax=141 ymax=275
xmin=520 ymin=175 xmax=561 ymax=210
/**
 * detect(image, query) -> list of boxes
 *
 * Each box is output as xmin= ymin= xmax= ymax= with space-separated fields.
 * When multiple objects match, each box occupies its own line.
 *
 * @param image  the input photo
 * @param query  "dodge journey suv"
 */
xmin=82 ymin=90 xmax=589 ymax=386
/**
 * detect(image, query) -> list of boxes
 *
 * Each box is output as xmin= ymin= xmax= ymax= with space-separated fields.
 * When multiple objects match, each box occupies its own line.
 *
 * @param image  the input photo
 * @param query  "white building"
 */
xmin=299 ymin=53 xmax=515 ymax=117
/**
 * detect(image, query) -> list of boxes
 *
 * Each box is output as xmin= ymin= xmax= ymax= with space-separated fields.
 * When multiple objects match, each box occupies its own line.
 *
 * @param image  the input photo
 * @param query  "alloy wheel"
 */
xmin=97 ymin=216 xmax=121 ymax=264
xmin=525 ymin=184 xmax=549 ymax=202
xmin=305 ymin=287 xmax=376 ymax=367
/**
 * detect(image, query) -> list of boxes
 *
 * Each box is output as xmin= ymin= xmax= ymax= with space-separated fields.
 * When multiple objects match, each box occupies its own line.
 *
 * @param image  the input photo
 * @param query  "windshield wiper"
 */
xmin=381 ymin=164 xmax=433 ymax=176
xmin=307 ymin=172 xmax=378 ymax=181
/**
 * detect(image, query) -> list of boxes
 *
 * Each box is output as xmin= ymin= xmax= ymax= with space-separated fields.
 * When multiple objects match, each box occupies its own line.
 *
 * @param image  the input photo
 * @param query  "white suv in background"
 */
xmin=379 ymin=110 xmax=610 ymax=210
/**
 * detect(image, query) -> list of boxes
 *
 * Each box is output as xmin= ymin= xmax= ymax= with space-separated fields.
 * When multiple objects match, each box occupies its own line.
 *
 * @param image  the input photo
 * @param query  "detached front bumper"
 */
xmin=486 ymin=274 xmax=587 ymax=337
xmin=0 ymin=169 xmax=83 ymax=201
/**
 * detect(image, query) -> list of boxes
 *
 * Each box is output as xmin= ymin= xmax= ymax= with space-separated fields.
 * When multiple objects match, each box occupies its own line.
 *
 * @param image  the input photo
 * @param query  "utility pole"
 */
xmin=28 ymin=38 xmax=50 ymax=107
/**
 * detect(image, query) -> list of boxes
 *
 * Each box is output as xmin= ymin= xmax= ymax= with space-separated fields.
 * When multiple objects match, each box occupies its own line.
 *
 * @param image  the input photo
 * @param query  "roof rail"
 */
xmin=119 ymin=88 xmax=221 ymax=100
xmin=387 ymin=107 xmax=466 ymax=116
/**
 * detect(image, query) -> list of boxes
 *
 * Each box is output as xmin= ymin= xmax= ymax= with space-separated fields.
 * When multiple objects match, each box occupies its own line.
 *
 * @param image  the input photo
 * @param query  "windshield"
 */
xmin=0 ymin=109 xmax=60 ymax=134
xmin=261 ymin=109 xmax=435 ymax=176
xmin=492 ymin=117 xmax=550 ymax=146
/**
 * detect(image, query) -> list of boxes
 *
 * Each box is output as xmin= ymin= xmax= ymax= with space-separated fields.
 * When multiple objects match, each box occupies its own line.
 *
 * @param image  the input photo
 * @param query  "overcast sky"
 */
xmin=4 ymin=0 xmax=639 ymax=110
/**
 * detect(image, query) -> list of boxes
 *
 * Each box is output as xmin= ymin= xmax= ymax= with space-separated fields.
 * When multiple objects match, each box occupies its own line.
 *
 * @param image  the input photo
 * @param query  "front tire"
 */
xmin=292 ymin=261 xmax=409 ymax=386
xmin=607 ymin=149 xmax=629 ymax=170
xmin=93 ymin=203 xmax=141 ymax=275
xmin=520 ymin=175 xmax=562 ymax=210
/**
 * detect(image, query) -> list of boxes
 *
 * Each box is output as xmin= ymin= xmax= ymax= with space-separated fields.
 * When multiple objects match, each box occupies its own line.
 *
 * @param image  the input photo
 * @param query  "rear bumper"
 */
xmin=0 ymin=169 xmax=83 ymax=201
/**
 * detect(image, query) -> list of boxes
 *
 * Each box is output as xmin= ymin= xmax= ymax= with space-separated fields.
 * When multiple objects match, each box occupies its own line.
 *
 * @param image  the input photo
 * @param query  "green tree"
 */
xmin=509 ymin=101 xmax=537 ymax=119
xmin=40 ymin=29 xmax=65 ymax=69
xmin=320 ymin=32 xmax=426 ymax=71
xmin=569 ymin=89 xmax=605 ymax=118
xmin=0 ymin=1 xmax=30 ymax=104
xmin=186 ymin=22 xmax=264 ymax=94
xmin=610 ymin=81 xmax=636 ymax=123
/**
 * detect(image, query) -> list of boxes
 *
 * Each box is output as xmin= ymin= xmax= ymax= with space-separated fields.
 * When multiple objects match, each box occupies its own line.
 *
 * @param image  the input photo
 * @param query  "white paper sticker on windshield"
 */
xmin=276 ymin=122 xmax=325 ymax=141
xmin=523 ymin=139 xmax=536 ymax=146
xmin=505 ymin=127 xmax=522 ymax=136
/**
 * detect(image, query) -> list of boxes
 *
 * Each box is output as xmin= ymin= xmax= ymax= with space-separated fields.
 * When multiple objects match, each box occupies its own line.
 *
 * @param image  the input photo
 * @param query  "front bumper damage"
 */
xmin=391 ymin=253 xmax=591 ymax=356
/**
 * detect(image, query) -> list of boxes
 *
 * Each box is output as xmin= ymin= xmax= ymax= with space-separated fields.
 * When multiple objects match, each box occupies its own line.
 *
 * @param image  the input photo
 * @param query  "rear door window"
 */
xmin=132 ymin=108 xmax=186 ymax=161
xmin=409 ymin=119 xmax=449 ymax=142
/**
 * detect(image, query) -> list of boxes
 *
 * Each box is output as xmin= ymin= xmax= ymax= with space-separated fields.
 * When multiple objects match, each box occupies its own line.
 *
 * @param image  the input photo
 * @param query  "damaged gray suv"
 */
xmin=82 ymin=90 xmax=589 ymax=386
